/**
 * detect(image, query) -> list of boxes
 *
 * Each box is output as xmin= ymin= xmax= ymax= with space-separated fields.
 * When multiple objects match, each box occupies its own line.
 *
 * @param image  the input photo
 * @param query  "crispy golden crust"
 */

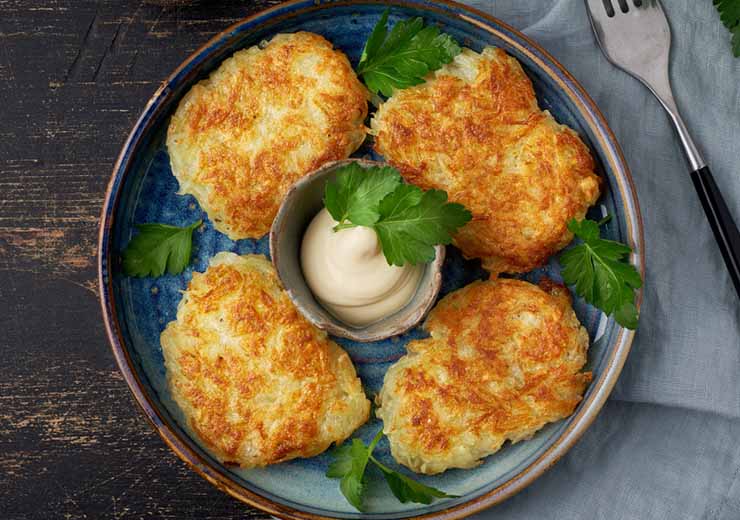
xmin=167 ymin=32 xmax=369 ymax=239
xmin=376 ymin=278 xmax=590 ymax=474
xmin=372 ymin=47 xmax=601 ymax=274
xmin=161 ymin=253 xmax=370 ymax=468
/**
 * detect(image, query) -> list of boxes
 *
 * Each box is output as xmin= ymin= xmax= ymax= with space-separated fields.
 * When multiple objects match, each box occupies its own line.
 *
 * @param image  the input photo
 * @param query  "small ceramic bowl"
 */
xmin=269 ymin=158 xmax=444 ymax=342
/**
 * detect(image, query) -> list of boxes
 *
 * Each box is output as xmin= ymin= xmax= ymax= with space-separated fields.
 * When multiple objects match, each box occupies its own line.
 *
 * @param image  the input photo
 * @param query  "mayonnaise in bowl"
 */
xmin=300 ymin=208 xmax=423 ymax=327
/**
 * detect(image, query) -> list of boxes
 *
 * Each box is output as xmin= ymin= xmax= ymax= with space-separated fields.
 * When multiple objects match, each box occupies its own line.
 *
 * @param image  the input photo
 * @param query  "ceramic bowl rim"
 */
xmin=268 ymin=158 xmax=445 ymax=342
xmin=97 ymin=1 xmax=646 ymax=519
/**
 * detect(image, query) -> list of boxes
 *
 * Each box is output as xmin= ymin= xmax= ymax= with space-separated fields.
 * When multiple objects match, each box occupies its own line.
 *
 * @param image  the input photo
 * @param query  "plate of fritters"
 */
xmin=99 ymin=1 xmax=644 ymax=519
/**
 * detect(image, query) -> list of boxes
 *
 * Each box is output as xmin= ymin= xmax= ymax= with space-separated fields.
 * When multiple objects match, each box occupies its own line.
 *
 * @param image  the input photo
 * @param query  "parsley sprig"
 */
xmin=559 ymin=216 xmax=642 ymax=329
xmin=324 ymin=163 xmax=472 ymax=266
xmin=325 ymin=163 xmax=401 ymax=228
xmin=714 ymin=0 xmax=740 ymax=57
xmin=357 ymin=9 xmax=461 ymax=96
xmin=327 ymin=429 xmax=456 ymax=511
xmin=122 ymin=220 xmax=201 ymax=277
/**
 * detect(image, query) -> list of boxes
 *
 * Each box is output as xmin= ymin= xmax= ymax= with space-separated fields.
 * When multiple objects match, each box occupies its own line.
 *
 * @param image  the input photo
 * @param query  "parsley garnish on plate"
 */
xmin=559 ymin=217 xmax=642 ymax=329
xmin=122 ymin=220 xmax=201 ymax=277
xmin=327 ymin=429 xmax=457 ymax=511
xmin=714 ymin=0 xmax=740 ymax=57
xmin=371 ymin=456 xmax=455 ymax=505
xmin=356 ymin=9 xmax=461 ymax=97
xmin=326 ymin=433 xmax=379 ymax=511
xmin=324 ymin=163 xmax=472 ymax=266
xmin=374 ymin=185 xmax=471 ymax=266
xmin=325 ymin=162 xmax=401 ymax=227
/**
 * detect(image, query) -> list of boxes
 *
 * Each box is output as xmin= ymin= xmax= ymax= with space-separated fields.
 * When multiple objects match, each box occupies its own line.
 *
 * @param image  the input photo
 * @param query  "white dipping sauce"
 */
xmin=300 ymin=208 xmax=423 ymax=327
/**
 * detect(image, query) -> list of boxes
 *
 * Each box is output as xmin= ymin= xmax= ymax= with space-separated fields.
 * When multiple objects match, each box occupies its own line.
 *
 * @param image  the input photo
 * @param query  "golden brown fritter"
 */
xmin=376 ymin=278 xmax=590 ymax=475
xmin=161 ymin=252 xmax=370 ymax=468
xmin=372 ymin=47 xmax=601 ymax=274
xmin=167 ymin=32 xmax=369 ymax=239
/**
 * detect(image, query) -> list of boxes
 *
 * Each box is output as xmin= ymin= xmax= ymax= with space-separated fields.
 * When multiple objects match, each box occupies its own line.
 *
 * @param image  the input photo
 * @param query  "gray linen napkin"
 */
xmin=459 ymin=1 xmax=740 ymax=518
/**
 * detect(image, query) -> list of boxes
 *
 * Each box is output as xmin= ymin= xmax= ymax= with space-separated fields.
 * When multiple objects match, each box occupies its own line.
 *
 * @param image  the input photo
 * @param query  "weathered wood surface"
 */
xmin=0 ymin=1 xmax=282 ymax=518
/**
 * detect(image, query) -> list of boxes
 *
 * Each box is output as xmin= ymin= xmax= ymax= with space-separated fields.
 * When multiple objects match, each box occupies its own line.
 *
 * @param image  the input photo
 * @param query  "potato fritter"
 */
xmin=376 ymin=278 xmax=590 ymax=475
xmin=167 ymin=32 xmax=369 ymax=239
xmin=372 ymin=47 xmax=601 ymax=274
xmin=161 ymin=252 xmax=370 ymax=468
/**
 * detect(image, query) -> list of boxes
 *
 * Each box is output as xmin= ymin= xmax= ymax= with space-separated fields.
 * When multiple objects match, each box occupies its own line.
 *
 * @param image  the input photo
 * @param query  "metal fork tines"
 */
xmin=585 ymin=0 xmax=704 ymax=171
xmin=585 ymin=0 xmax=740 ymax=296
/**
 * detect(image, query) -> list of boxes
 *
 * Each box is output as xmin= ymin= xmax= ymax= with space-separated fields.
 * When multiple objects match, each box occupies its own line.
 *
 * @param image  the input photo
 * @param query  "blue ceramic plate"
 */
xmin=98 ymin=1 xmax=644 ymax=519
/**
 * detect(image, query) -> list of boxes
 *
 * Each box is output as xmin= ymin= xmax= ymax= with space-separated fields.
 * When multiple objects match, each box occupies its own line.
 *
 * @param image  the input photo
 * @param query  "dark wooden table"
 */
xmin=1 ymin=2 xmax=283 ymax=518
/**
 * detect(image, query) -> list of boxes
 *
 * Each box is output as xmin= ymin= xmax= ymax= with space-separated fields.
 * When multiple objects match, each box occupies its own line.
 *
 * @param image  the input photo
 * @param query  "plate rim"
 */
xmin=97 ymin=1 xmax=646 ymax=519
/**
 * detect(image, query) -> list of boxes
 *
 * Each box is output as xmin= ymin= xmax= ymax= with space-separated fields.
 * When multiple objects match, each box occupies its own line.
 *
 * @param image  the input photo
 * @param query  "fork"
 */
xmin=585 ymin=0 xmax=740 ymax=297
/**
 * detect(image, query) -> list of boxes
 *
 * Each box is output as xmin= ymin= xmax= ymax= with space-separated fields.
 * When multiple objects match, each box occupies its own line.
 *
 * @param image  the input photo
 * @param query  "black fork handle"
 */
xmin=690 ymin=166 xmax=740 ymax=296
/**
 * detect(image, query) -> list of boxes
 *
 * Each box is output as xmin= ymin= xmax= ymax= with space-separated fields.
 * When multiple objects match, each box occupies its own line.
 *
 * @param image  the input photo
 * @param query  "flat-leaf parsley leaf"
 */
xmin=324 ymin=162 xmax=402 ymax=228
xmin=370 ymin=456 xmax=457 ymax=504
xmin=374 ymin=186 xmax=470 ymax=266
xmin=323 ymin=164 xmax=471 ymax=266
xmin=122 ymin=220 xmax=201 ymax=277
xmin=714 ymin=0 xmax=740 ymax=57
xmin=356 ymin=9 xmax=461 ymax=96
xmin=559 ymin=217 xmax=642 ymax=329
xmin=326 ymin=432 xmax=381 ymax=511
xmin=326 ymin=429 xmax=456 ymax=511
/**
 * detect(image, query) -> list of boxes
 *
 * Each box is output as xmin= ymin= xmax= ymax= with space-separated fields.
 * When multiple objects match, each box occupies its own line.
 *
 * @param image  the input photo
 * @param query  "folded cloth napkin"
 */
xmin=460 ymin=1 xmax=740 ymax=518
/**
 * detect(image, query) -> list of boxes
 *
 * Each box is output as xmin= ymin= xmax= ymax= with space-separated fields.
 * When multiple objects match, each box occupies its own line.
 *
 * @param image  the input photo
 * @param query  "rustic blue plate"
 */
xmin=98 ymin=1 xmax=644 ymax=519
